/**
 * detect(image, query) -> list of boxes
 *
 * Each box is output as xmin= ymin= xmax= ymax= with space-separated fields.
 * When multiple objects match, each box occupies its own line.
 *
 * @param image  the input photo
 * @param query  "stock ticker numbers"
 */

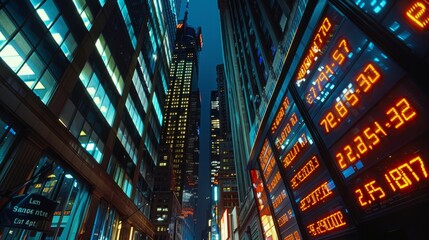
xmin=258 ymin=139 xmax=303 ymax=240
xmin=329 ymin=79 xmax=429 ymax=180
xmin=349 ymin=137 xmax=429 ymax=215
xmin=313 ymin=43 xmax=406 ymax=146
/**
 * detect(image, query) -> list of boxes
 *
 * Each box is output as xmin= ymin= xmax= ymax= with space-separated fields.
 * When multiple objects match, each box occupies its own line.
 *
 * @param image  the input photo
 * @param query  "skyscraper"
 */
xmin=220 ymin=0 xmax=429 ymax=239
xmin=208 ymin=64 xmax=239 ymax=240
xmin=152 ymin=11 xmax=202 ymax=240
xmin=209 ymin=90 xmax=221 ymax=240
xmin=216 ymin=64 xmax=238 ymax=228
xmin=0 ymin=0 xmax=175 ymax=239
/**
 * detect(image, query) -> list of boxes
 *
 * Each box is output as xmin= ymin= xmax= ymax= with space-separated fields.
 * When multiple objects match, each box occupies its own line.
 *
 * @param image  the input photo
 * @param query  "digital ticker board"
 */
xmin=251 ymin=1 xmax=429 ymax=239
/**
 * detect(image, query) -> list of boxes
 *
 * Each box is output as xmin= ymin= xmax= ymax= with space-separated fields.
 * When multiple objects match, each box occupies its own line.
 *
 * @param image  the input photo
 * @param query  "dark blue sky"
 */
xmin=179 ymin=0 xmax=223 ymax=238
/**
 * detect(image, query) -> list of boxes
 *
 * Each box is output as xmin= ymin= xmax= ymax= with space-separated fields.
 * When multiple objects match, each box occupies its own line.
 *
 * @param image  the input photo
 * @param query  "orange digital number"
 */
xmin=335 ymin=101 xmax=348 ymax=117
xmin=385 ymin=156 xmax=428 ymax=191
xmin=335 ymin=122 xmax=387 ymax=170
xmin=355 ymin=180 xmax=386 ymax=206
xmin=332 ymin=38 xmax=350 ymax=65
xmin=344 ymin=89 xmax=359 ymax=106
xmin=386 ymin=98 xmax=417 ymax=129
xmin=405 ymin=1 xmax=429 ymax=30
xmin=355 ymin=63 xmax=381 ymax=93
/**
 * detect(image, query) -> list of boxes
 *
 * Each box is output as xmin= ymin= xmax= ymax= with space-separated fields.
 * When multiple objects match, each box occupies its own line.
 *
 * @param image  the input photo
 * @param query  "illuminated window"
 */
xmin=79 ymin=62 xmax=115 ymax=126
xmin=118 ymin=0 xmax=137 ymax=48
xmin=95 ymin=35 xmax=124 ymax=95
xmin=125 ymin=96 xmax=144 ymax=136
xmin=72 ymin=0 xmax=93 ymax=30
xmin=59 ymin=99 xmax=105 ymax=163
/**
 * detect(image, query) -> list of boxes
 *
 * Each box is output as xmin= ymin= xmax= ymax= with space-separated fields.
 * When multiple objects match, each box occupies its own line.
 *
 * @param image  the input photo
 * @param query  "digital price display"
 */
xmin=250 ymin=170 xmax=279 ymax=240
xmin=272 ymin=105 xmax=305 ymax=154
xmin=330 ymin=79 xmax=429 ymax=180
xmin=280 ymin=126 xmax=314 ymax=171
xmin=348 ymin=135 xmax=429 ymax=216
xmin=313 ymin=43 xmax=406 ymax=147
xmin=298 ymin=23 xmax=370 ymax=116
xmin=304 ymin=206 xmax=351 ymax=238
xmin=257 ymin=139 xmax=302 ymax=239
xmin=270 ymin=91 xmax=293 ymax=136
xmin=352 ymin=0 xmax=429 ymax=58
xmin=294 ymin=6 xmax=344 ymax=88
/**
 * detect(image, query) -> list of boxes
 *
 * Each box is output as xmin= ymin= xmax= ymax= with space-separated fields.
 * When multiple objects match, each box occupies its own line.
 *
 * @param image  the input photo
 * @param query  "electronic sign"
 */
xmin=258 ymin=139 xmax=302 ymax=239
xmin=352 ymin=0 xmax=429 ymax=58
xmin=251 ymin=1 xmax=429 ymax=239
xmin=313 ymin=42 xmax=406 ymax=147
xmin=329 ymin=79 xmax=429 ymax=180
xmin=347 ymin=135 xmax=429 ymax=216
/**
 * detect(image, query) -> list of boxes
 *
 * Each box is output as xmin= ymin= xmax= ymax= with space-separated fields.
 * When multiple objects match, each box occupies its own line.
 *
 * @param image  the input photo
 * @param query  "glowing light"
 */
xmin=290 ymin=155 xmax=320 ymax=189
xmin=296 ymin=17 xmax=334 ymax=83
xmin=306 ymin=210 xmax=347 ymax=237
xmin=405 ymin=1 xmax=429 ymax=30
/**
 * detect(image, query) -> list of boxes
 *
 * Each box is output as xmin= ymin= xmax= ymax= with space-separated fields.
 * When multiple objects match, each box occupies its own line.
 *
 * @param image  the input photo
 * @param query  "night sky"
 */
xmin=179 ymin=0 xmax=223 ymax=238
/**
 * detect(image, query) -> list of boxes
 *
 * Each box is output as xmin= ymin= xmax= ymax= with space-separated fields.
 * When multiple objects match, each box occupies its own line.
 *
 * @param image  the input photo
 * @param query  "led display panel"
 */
xmin=351 ymin=0 xmax=429 ymax=58
xmin=258 ymin=139 xmax=303 ymax=240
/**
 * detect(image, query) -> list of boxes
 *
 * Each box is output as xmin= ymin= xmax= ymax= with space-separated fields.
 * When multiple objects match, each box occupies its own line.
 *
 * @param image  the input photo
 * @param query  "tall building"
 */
xmin=209 ymin=64 xmax=239 ymax=240
xmin=152 ymin=11 xmax=202 ymax=240
xmin=220 ymin=0 xmax=429 ymax=239
xmin=0 ymin=0 xmax=175 ymax=239
xmin=209 ymin=90 xmax=221 ymax=240
xmin=216 ymin=64 xmax=239 ymax=234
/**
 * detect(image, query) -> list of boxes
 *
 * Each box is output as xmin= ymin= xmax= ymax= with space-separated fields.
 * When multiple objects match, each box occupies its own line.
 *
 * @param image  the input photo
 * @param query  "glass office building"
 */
xmin=0 ymin=0 xmax=176 ymax=239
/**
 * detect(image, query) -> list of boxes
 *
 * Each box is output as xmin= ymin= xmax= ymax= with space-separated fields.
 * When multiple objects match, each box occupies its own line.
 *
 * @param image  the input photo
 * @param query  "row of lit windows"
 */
xmin=125 ymin=96 xmax=144 ymax=136
xmin=0 ymin=2 xmax=76 ymax=104
xmin=137 ymin=53 xmax=152 ymax=94
xmin=144 ymin=133 xmax=158 ymax=165
xmin=117 ymin=121 xmax=138 ymax=164
xmin=71 ymin=0 xmax=94 ymax=30
xmin=118 ymin=0 xmax=137 ymax=48
xmin=132 ymin=69 xmax=149 ymax=113
xmin=152 ymin=93 xmax=163 ymax=126
xmin=59 ymin=99 xmax=104 ymax=163
xmin=79 ymin=62 xmax=115 ymax=126
xmin=110 ymin=155 xmax=133 ymax=198
xmin=95 ymin=35 xmax=125 ymax=95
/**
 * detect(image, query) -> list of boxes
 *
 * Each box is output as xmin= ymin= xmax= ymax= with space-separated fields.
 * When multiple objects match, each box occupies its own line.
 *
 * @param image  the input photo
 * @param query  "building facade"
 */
xmin=214 ymin=64 xmax=239 ymax=240
xmin=151 ymin=13 xmax=202 ymax=240
xmin=220 ymin=0 xmax=429 ymax=239
xmin=0 ymin=0 xmax=176 ymax=239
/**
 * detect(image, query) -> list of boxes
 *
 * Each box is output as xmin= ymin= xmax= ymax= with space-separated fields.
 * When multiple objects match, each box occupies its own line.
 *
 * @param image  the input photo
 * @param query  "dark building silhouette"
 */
xmin=219 ymin=0 xmax=429 ymax=239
